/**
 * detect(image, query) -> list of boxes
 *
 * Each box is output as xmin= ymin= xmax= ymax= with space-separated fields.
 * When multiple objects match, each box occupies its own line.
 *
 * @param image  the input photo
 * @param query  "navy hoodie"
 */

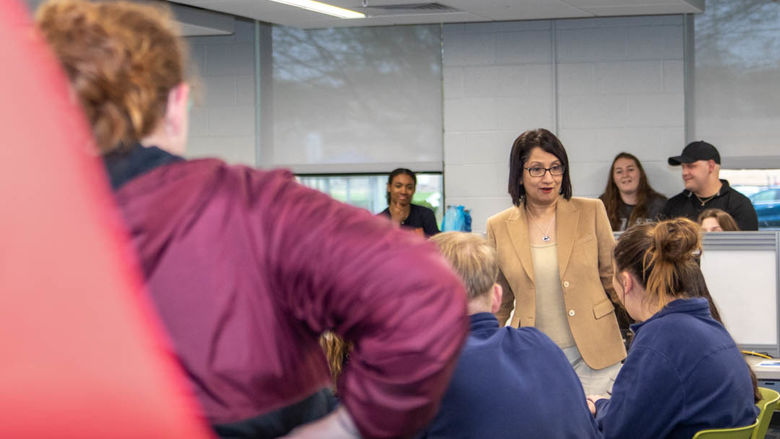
xmin=595 ymin=298 xmax=758 ymax=439
xmin=420 ymin=312 xmax=601 ymax=439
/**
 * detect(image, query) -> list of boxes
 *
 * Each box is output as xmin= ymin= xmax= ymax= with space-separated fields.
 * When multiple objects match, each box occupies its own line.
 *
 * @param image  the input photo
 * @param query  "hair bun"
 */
xmin=651 ymin=218 xmax=701 ymax=263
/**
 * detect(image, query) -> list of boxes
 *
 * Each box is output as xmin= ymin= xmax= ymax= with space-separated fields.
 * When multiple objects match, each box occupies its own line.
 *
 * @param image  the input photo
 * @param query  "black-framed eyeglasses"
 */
xmin=525 ymin=164 xmax=565 ymax=177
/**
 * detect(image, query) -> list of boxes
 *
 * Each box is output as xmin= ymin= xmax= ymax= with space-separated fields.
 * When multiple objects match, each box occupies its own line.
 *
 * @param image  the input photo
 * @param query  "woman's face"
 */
xmin=522 ymin=147 xmax=563 ymax=206
xmin=388 ymin=174 xmax=415 ymax=206
xmin=701 ymin=217 xmax=723 ymax=232
xmin=612 ymin=157 xmax=640 ymax=196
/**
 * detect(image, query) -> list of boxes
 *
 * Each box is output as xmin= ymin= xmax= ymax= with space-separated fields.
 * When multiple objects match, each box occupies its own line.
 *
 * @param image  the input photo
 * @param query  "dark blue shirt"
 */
xmin=595 ymin=298 xmax=758 ymax=439
xmin=378 ymin=204 xmax=439 ymax=237
xmin=420 ymin=313 xmax=601 ymax=439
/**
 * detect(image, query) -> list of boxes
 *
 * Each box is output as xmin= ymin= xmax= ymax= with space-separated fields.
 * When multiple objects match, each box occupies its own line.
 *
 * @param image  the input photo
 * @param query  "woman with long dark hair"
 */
xmin=589 ymin=218 xmax=758 ymax=438
xmin=600 ymin=152 xmax=667 ymax=231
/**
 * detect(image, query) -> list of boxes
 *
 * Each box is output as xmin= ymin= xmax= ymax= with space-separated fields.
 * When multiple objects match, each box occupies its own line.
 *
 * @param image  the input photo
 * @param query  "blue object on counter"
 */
xmin=442 ymin=205 xmax=472 ymax=232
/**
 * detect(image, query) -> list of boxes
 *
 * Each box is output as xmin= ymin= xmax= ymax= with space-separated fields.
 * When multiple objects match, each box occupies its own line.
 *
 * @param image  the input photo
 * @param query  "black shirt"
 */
xmin=661 ymin=179 xmax=758 ymax=230
xmin=615 ymin=195 xmax=667 ymax=231
xmin=103 ymin=143 xmax=183 ymax=190
xmin=378 ymin=204 xmax=440 ymax=237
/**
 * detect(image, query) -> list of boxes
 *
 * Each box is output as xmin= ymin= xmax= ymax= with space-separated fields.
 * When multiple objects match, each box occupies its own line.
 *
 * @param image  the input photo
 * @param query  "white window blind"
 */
xmin=693 ymin=0 xmax=780 ymax=165
xmin=264 ymin=25 xmax=443 ymax=173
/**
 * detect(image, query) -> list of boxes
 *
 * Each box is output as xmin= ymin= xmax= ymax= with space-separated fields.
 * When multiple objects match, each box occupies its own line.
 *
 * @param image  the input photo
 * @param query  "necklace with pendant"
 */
xmin=529 ymin=210 xmax=555 ymax=242
xmin=695 ymin=193 xmax=716 ymax=206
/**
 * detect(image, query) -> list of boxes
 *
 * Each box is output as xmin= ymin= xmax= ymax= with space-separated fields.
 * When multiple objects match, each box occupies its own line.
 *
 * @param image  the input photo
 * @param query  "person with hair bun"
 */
xmin=36 ymin=2 xmax=469 ymax=438
xmin=589 ymin=218 xmax=758 ymax=439
xmin=698 ymin=208 xmax=739 ymax=232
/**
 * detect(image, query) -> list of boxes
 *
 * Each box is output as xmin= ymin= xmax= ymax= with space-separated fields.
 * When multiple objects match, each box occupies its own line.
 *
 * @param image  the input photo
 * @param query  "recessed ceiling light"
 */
xmin=268 ymin=0 xmax=366 ymax=19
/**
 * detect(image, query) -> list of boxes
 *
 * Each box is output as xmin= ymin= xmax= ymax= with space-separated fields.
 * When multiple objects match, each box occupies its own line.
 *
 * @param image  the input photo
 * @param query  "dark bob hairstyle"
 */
xmin=508 ymin=128 xmax=573 ymax=206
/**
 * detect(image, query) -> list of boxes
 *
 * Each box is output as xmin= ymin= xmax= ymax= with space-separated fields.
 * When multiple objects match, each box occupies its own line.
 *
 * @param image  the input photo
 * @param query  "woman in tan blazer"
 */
xmin=486 ymin=129 xmax=626 ymax=395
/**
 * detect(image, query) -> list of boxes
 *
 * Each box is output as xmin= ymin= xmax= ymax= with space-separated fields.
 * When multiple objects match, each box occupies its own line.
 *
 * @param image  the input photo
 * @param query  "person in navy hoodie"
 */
xmin=590 ymin=218 xmax=759 ymax=439
xmin=420 ymin=232 xmax=602 ymax=439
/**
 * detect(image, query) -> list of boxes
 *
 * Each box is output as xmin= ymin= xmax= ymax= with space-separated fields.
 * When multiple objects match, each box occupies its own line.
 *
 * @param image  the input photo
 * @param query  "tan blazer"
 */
xmin=486 ymin=197 xmax=626 ymax=369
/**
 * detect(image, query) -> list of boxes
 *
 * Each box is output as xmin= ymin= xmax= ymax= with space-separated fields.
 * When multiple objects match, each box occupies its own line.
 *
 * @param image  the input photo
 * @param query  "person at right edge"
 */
xmin=662 ymin=141 xmax=758 ymax=230
xmin=36 ymin=2 xmax=469 ymax=438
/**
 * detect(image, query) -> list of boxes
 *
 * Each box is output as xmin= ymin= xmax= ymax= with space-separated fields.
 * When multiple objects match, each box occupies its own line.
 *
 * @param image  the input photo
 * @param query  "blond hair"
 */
xmin=36 ymin=0 xmax=187 ymax=153
xmin=430 ymin=232 xmax=498 ymax=300
xmin=319 ymin=332 xmax=351 ymax=391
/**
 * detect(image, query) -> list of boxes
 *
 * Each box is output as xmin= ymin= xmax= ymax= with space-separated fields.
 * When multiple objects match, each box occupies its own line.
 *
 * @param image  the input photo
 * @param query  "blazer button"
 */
xmin=568 ymin=309 xmax=575 ymax=317
xmin=563 ymin=281 xmax=570 ymax=288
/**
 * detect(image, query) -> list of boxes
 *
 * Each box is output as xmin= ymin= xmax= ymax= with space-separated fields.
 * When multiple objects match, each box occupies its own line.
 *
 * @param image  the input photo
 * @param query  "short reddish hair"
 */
xmin=36 ymin=0 xmax=187 ymax=153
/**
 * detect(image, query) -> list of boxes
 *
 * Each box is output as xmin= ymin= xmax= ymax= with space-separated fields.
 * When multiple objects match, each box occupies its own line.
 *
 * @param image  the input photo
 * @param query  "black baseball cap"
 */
xmin=668 ymin=141 xmax=721 ymax=166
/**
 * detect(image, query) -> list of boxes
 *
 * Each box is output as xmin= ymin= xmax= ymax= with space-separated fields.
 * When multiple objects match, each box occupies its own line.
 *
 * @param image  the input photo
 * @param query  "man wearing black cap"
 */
xmin=661 ymin=141 xmax=758 ymax=230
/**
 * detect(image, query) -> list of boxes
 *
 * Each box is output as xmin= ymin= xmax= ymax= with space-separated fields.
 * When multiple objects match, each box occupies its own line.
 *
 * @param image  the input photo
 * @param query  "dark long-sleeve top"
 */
xmin=378 ymin=203 xmax=440 ymax=236
xmin=595 ymin=298 xmax=758 ymax=439
xmin=611 ymin=195 xmax=667 ymax=231
xmin=420 ymin=313 xmax=602 ymax=439
xmin=661 ymin=179 xmax=758 ymax=230
xmin=103 ymin=144 xmax=469 ymax=438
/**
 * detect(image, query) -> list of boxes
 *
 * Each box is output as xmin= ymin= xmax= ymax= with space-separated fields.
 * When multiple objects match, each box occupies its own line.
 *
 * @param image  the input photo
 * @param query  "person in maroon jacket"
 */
xmin=36 ymin=1 xmax=469 ymax=438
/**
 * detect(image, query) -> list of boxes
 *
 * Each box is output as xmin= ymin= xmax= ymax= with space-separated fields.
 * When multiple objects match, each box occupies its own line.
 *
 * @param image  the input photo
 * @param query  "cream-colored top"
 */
xmin=531 ymin=242 xmax=575 ymax=349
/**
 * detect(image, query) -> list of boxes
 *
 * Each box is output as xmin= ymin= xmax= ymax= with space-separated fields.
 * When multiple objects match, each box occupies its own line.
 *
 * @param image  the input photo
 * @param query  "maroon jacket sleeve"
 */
xmin=247 ymin=169 xmax=469 ymax=438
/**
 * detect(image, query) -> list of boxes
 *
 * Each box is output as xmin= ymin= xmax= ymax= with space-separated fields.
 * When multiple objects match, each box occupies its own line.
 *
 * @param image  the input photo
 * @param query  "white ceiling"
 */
xmin=171 ymin=0 xmax=704 ymax=29
xmin=24 ymin=0 xmax=235 ymax=36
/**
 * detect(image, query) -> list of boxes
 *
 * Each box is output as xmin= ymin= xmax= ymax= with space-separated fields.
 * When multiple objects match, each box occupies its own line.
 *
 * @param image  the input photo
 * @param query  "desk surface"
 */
xmin=747 ymin=355 xmax=780 ymax=380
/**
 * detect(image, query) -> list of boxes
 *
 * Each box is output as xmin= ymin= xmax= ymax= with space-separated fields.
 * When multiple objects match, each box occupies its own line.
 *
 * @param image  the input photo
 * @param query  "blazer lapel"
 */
xmin=556 ymin=199 xmax=579 ymax=279
xmin=506 ymin=205 xmax=535 ymax=284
